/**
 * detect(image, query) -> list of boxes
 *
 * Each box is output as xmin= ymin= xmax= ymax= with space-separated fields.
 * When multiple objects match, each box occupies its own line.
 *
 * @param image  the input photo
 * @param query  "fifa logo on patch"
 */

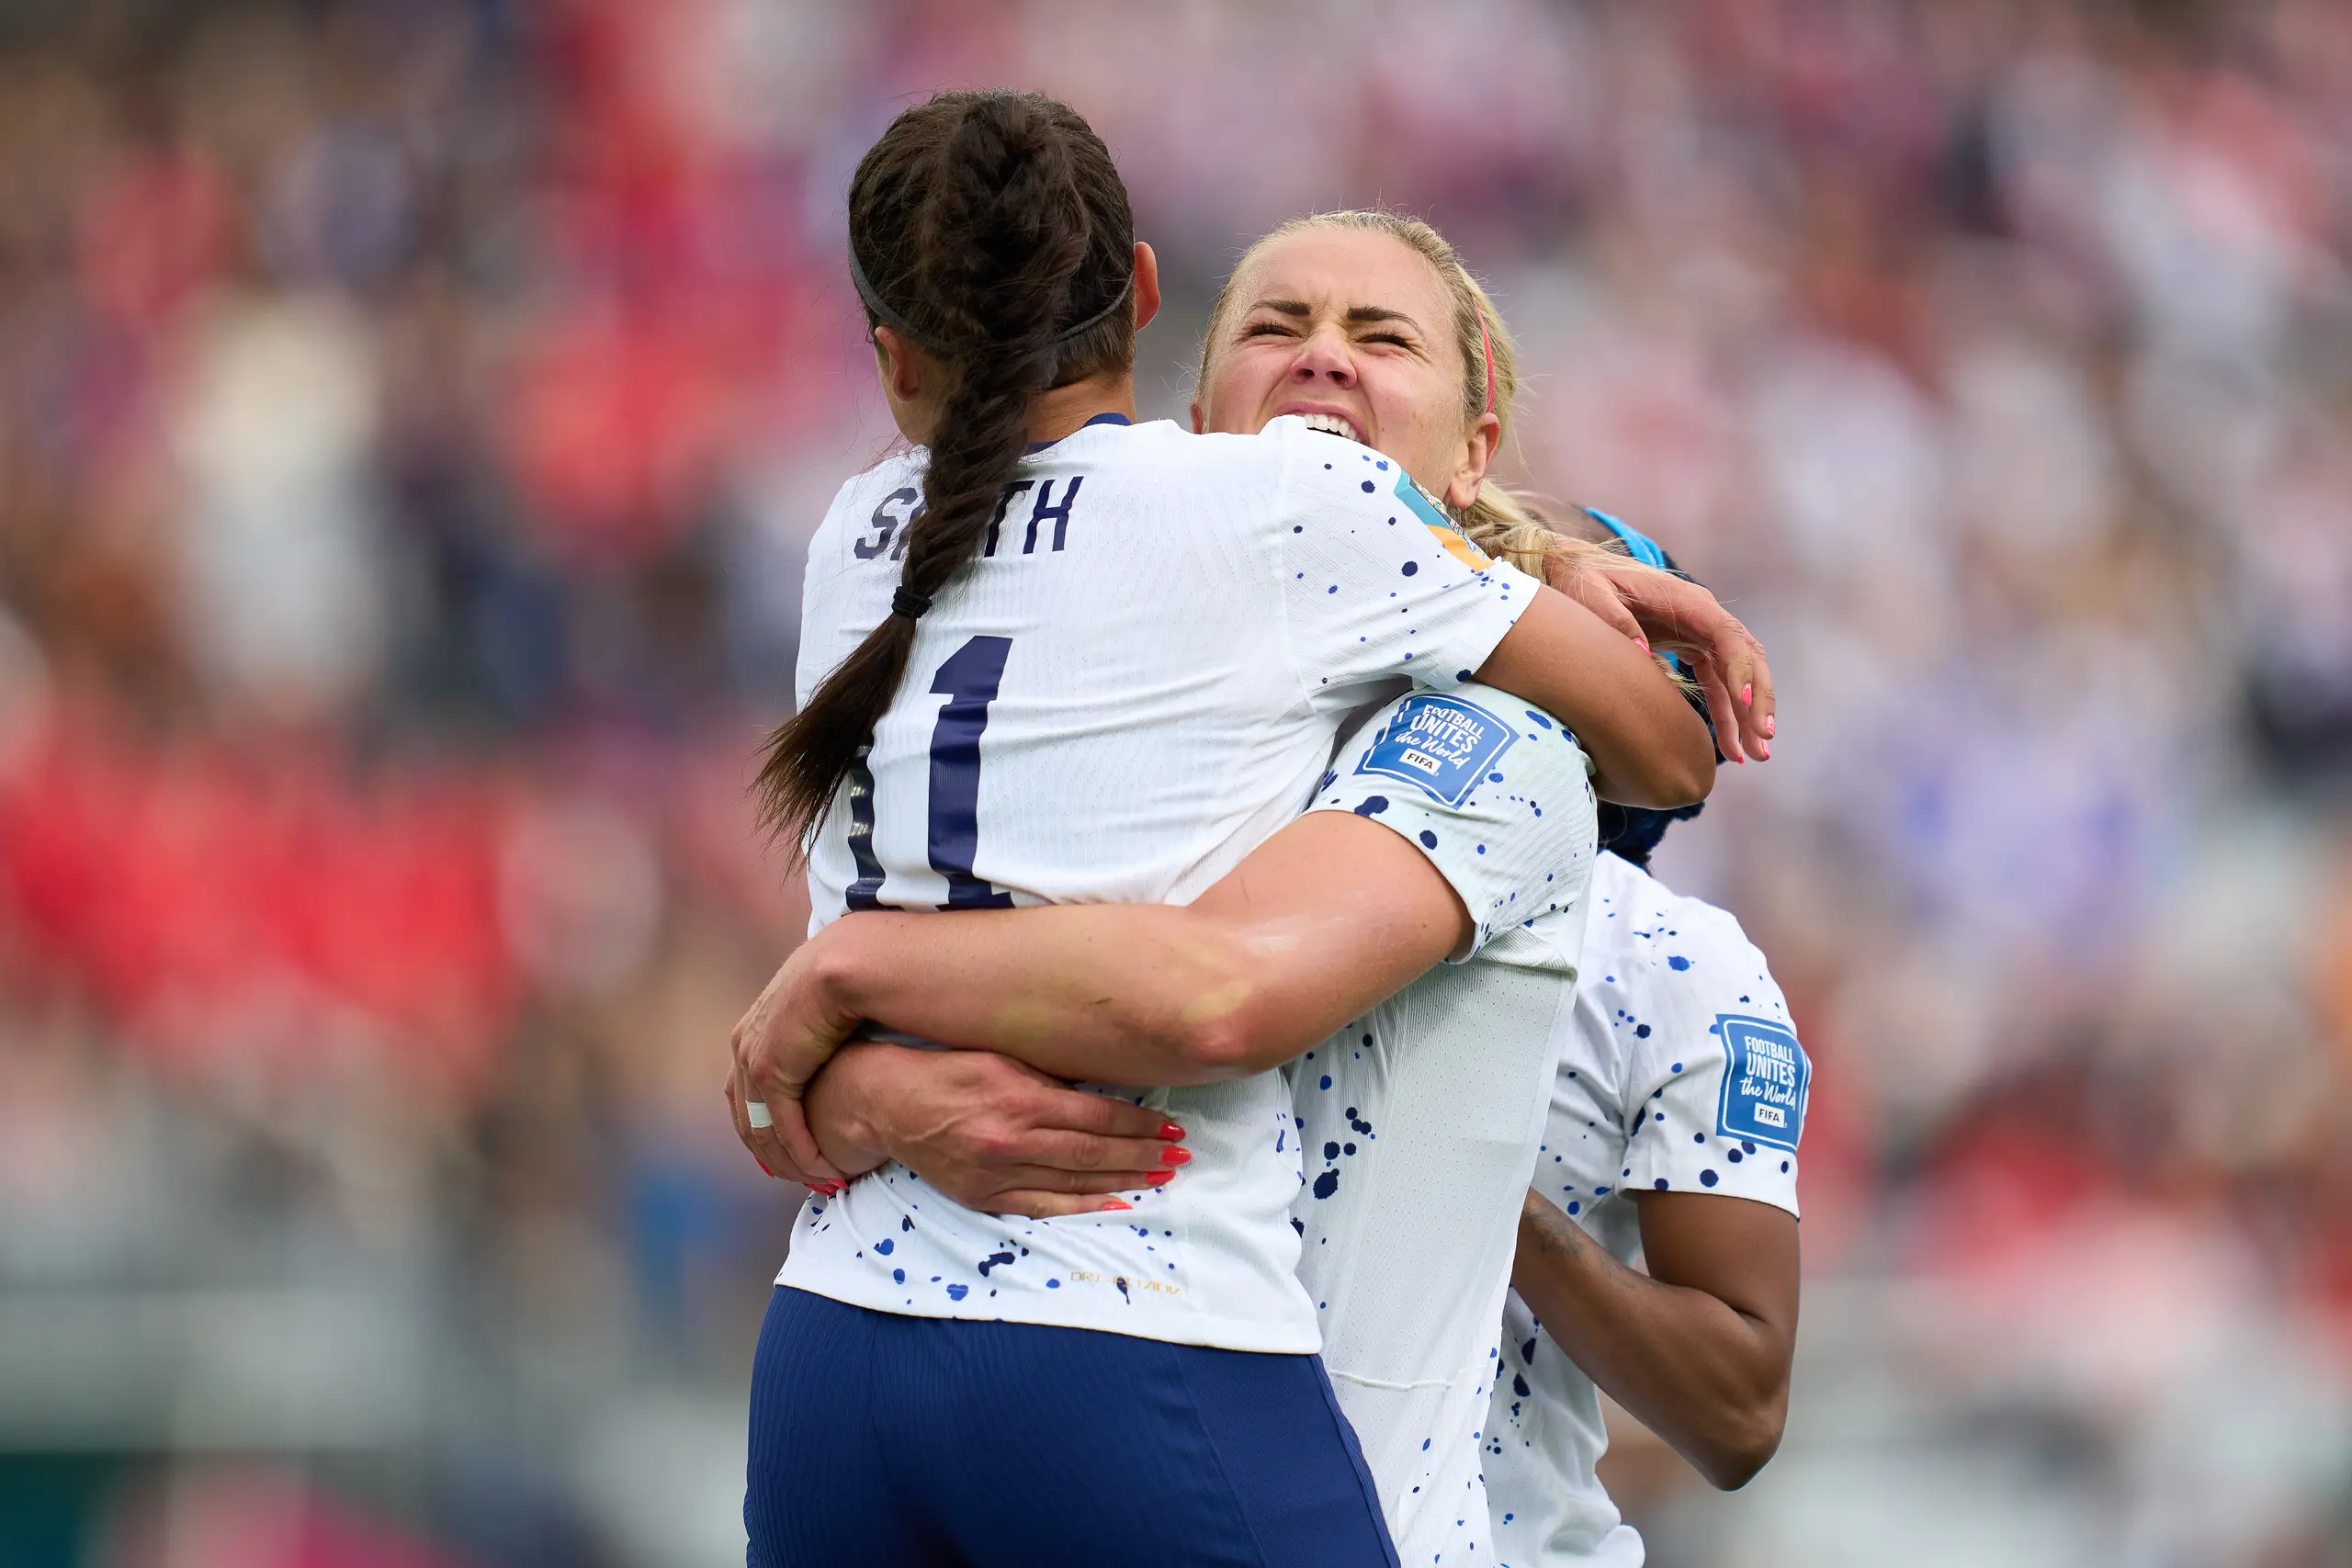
xmin=1354 ymin=694 xmax=1516 ymax=808
xmin=1714 ymin=1015 xmax=1808 ymax=1152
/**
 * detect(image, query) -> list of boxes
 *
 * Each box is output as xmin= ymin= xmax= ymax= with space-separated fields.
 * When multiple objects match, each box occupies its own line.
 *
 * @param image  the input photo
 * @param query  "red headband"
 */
xmin=1475 ymin=299 xmax=1497 ymax=415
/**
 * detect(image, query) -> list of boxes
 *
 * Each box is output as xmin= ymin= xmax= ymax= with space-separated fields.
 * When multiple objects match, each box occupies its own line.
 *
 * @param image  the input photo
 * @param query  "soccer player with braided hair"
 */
xmin=732 ymin=94 xmax=1770 ymax=1565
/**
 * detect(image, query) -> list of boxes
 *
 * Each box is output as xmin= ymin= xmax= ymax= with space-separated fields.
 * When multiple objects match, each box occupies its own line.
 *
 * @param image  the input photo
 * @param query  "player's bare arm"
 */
xmin=731 ymin=810 xmax=1470 ymax=1187
xmin=1544 ymin=553 xmax=1773 ymax=764
xmin=1511 ymin=1187 xmax=1799 ymax=1490
xmin=1474 ymin=581 xmax=1721 ymax=806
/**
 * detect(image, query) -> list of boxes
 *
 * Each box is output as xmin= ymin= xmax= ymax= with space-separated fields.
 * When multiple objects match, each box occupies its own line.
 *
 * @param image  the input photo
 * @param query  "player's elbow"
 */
xmin=1176 ymin=964 xmax=1326 ymax=1086
xmin=1688 ymin=1393 xmax=1787 ymax=1491
xmin=1611 ymin=729 xmax=1714 ymax=810
xmin=1174 ymin=991 xmax=1295 ymax=1078
xmin=1174 ymin=1011 xmax=1258 ymax=1077
xmin=1163 ymin=943 xmax=1294 ymax=1079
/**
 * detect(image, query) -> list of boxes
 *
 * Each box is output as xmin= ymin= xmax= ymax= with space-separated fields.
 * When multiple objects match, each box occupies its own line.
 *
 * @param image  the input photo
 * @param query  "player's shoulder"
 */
xmin=1120 ymin=417 xmax=1287 ymax=476
xmin=1054 ymin=419 xmax=1297 ymax=523
xmin=1589 ymin=852 xmax=1761 ymax=967
xmin=837 ymin=446 xmax=927 ymax=502
xmin=808 ymin=449 xmax=925 ymax=558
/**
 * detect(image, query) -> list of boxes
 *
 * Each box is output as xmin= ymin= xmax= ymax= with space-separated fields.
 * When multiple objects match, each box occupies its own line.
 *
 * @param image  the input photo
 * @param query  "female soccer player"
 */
xmin=738 ymin=95 xmax=1764 ymax=1567
xmin=1487 ymin=770 xmax=1804 ymax=1566
xmin=741 ymin=206 xmax=1772 ymax=1564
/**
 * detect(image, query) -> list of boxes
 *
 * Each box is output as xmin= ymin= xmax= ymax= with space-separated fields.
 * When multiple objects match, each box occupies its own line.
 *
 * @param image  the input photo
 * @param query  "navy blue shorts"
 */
xmin=745 ymin=1287 xmax=1399 ymax=1568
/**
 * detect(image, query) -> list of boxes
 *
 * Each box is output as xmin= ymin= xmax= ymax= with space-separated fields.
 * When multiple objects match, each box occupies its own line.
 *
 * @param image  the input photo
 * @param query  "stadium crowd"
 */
xmin=0 ymin=1 xmax=2347 ymax=1563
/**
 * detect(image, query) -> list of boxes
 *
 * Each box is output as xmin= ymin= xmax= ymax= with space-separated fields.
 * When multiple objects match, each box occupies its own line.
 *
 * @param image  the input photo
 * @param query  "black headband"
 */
xmin=848 ymin=244 xmax=1135 ymax=355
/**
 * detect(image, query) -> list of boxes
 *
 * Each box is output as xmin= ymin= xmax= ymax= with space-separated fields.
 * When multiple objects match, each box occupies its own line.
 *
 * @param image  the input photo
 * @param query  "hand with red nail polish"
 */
xmin=1543 ymin=551 xmax=1776 ymax=766
xmin=796 ymin=1043 xmax=1188 ymax=1220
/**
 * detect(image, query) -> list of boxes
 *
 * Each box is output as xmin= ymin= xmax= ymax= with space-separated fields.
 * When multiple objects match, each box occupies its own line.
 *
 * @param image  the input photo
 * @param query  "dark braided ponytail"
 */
xmin=756 ymin=91 xmax=1136 ymax=844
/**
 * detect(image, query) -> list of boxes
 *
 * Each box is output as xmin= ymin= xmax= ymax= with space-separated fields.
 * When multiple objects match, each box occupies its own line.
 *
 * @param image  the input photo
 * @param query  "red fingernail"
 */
xmin=1146 ymin=1169 xmax=1176 ymax=1184
xmin=756 ymin=1158 xmax=773 ymax=1177
xmin=1161 ymin=1146 xmax=1193 ymax=1167
xmin=1741 ymin=683 xmax=1753 ymax=705
xmin=1103 ymin=1200 xmax=1134 ymax=1211
xmin=1159 ymin=1122 xmax=1185 ymax=1141
xmin=1762 ymin=715 xmax=1776 ymax=738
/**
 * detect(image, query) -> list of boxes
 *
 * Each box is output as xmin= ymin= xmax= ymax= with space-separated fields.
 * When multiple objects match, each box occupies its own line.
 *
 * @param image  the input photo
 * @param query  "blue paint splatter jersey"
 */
xmin=779 ymin=416 xmax=1541 ymax=1353
xmin=1486 ymin=852 xmax=1804 ymax=1567
xmin=1289 ymin=688 xmax=1600 ymax=1567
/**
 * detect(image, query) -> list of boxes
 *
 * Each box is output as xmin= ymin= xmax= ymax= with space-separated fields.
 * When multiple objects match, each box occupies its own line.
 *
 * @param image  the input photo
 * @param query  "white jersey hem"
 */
xmin=774 ymin=1258 xmax=1323 ymax=1355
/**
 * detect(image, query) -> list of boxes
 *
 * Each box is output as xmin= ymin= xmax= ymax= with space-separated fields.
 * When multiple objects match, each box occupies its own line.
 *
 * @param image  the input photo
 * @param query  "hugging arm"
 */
xmin=1475 ymin=583 xmax=1723 ymax=807
xmin=797 ymin=1042 xmax=1188 ymax=1217
xmin=1511 ymin=1190 xmax=1798 ymax=1490
xmin=1540 ymin=555 xmax=1774 ymax=766
xmin=730 ymin=811 xmax=1468 ymax=1185
xmin=736 ymin=678 xmax=1603 ymax=1198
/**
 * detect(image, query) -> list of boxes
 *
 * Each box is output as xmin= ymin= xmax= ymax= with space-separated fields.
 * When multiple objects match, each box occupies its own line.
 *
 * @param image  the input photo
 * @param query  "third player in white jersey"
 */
xmin=1487 ymin=850 xmax=1806 ymax=1567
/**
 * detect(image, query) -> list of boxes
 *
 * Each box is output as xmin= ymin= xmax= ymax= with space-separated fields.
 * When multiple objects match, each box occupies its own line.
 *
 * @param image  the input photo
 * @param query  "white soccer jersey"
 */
xmin=779 ymin=415 xmax=1541 ymax=1354
xmin=1289 ymin=690 xmax=1600 ymax=1568
xmin=1487 ymin=852 xmax=1805 ymax=1568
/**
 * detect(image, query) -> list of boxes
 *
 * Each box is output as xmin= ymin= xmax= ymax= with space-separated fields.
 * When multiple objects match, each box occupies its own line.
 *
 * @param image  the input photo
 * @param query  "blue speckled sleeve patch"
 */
xmin=1352 ymin=694 xmax=1517 ymax=807
xmin=1714 ymin=1015 xmax=1808 ymax=1151
xmin=1309 ymin=681 xmax=1598 ymax=964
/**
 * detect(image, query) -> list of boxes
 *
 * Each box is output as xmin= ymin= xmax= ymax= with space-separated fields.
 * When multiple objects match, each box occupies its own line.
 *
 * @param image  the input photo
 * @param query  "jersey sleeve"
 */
xmin=1306 ymin=682 xmax=1599 ymax=962
xmin=1271 ymin=425 xmax=1538 ymax=707
xmin=1615 ymin=908 xmax=1804 ymax=1217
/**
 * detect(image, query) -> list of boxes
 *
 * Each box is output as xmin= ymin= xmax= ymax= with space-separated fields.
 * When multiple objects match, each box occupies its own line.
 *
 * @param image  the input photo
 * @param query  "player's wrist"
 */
xmin=808 ymin=1043 xmax=902 ymax=1173
xmin=800 ymin=918 xmax=879 ymax=1029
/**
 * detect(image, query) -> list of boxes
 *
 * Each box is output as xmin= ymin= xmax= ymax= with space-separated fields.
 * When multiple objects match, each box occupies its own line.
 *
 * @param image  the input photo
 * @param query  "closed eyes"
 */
xmin=1237 ymin=318 xmax=1419 ymax=352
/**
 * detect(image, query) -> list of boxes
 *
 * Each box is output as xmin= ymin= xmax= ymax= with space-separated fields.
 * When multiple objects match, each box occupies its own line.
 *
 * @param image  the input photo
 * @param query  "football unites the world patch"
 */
xmin=1353 ymin=694 xmax=1517 ymax=808
xmin=1713 ymin=1015 xmax=1809 ymax=1151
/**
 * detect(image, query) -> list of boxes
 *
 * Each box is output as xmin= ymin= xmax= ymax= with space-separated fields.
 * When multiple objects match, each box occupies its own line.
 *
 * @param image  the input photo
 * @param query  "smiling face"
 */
xmin=1194 ymin=226 xmax=1499 ymax=509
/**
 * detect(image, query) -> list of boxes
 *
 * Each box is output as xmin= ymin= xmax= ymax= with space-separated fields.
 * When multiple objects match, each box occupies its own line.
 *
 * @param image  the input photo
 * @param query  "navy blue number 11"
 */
xmin=926 ymin=635 xmax=1015 ymax=908
xmin=842 ymin=635 xmax=1014 ymax=911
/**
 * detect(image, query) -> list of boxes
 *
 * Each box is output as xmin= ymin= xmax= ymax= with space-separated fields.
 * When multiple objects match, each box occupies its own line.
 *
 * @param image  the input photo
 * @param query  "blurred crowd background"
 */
xmin=1 ymin=1 xmax=2348 ymax=1564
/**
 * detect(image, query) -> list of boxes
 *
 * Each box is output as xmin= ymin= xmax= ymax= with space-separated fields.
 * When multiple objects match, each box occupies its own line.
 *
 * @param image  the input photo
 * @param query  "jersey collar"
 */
xmin=1025 ymin=411 xmax=1132 ymax=455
